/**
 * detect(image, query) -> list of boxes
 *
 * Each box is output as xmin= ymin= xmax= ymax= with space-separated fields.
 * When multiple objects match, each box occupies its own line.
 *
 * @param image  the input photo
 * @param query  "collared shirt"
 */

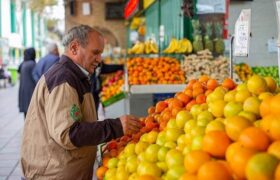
xmin=76 ymin=63 xmax=90 ymax=80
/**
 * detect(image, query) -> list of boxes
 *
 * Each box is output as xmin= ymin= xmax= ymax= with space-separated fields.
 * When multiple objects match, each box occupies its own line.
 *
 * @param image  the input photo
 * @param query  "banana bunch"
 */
xmin=127 ymin=42 xmax=145 ymax=54
xmin=163 ymin=38 xmax=192 ymax=54
xmin=234 ymin=63 xmax=253 ymax=82
xmin=144 ymin=39 xmax=159 ymax=54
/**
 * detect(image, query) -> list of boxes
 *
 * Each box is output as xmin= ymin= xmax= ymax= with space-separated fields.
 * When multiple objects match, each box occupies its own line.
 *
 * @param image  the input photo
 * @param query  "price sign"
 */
xmin=275 ymin=1 xmax=280 ymax=81
xmin=233 ymin=9 xmax=251 ymax=57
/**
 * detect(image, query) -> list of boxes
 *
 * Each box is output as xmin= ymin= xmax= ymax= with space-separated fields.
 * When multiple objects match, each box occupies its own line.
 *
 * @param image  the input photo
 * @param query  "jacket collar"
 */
xmin=59 ymin=55 xmax=90 ymax=81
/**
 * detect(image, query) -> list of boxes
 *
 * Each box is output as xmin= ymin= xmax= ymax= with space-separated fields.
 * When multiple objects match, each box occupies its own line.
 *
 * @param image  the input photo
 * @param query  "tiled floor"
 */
xmin=0 ymin=84 xmax=23 ymax=180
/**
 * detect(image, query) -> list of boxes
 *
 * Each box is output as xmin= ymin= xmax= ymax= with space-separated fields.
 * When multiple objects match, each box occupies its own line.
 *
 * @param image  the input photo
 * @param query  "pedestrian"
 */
xmin=32 ymin=42 xmax=60 ymax=83
xmin=20 ymin=25 xmax=142 ymax=179
xmin=18 ymin=47 xmax=36 ymax=118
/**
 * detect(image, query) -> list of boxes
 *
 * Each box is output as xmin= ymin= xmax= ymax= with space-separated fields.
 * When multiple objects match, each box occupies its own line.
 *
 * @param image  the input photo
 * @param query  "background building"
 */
xmin=64 ymin=0 xmax=127 ymax=48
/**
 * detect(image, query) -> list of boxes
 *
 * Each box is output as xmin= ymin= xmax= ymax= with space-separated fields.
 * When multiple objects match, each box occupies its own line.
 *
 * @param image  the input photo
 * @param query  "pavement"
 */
xmin=0 ymin=84 xmax=24 ymax=180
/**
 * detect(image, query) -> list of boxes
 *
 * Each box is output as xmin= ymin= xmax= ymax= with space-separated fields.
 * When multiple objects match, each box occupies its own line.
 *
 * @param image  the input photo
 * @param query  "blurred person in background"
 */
xmin=18 ymin=47 xmax=36 ymax=118
xmin=32 ymin=42 xmax=59 ymax=83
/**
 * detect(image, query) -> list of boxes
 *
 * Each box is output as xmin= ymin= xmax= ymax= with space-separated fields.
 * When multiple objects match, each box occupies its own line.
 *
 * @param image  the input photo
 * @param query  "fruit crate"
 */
xmin=101 ymin=92 xmax=126 ymax=107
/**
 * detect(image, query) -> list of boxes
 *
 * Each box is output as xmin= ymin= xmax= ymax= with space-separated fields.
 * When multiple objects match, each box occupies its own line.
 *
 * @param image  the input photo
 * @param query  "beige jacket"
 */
xmin=21 ymin=55 xmax=123 ymax=179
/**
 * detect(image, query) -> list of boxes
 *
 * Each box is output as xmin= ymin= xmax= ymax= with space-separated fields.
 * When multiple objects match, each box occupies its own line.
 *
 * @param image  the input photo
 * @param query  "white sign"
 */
xmin=234 ymin=9 xmax=251 ymax=57
xmin=275 ymin=1 xmax=280 ymax=80
xmin=276 ymin=1 xmax=280 ymax=46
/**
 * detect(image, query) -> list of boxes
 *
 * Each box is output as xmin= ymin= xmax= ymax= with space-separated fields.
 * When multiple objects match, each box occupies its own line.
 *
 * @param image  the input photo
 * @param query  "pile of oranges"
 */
xmin=127 ymin=57 xmax=185 ymax=85
xmin=97 ymin=74 xmax=280 ymax=180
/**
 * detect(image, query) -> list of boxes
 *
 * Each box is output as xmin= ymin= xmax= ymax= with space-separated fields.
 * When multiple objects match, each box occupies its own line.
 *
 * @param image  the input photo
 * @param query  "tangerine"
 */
xmin=238 ymin=127 xmax=270 ymax=151
xmin=202 ymin=130 xmax=231 ymax=158
xmin=197 ymin=161 xmax=232 ymax=180
xmin=184 ymin=150 xmax=211 ymax=173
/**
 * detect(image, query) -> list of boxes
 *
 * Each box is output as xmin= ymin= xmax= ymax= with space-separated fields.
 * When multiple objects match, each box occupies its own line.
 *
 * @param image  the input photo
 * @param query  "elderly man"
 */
xmin=20 ymin=25 xmax=142 ymax=179
xmin=32 ymin=42 xmax=60 ymax=83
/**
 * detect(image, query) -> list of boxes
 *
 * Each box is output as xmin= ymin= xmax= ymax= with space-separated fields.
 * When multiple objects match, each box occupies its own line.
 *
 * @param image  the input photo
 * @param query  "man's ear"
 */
xmin=69 ymin=41 xmax=80 ymax=55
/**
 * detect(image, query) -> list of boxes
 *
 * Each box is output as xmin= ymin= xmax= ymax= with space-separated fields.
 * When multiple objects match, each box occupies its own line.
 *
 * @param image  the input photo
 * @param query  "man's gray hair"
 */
xmin=62 ymin=25 xmax=102 ymax=48
xmin=47 ymin=43 xmax=58 ymax=53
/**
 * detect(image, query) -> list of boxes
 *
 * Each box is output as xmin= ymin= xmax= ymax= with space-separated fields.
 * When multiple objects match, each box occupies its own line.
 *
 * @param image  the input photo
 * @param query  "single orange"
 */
xmin=186 ymin=79 xmax=198 ymax=89
xmin=228 ymin=147 xmax=257 ymax=179
xmin=202 ymin=130 xmax=231 ymax=158
xmin=196 ymin=94 xmax=206 ymax=104
xmin=155 ymin=101 xmax=168 ymax=113
xmin=197 ymin=161 xmax=232 ymax=180
xmin=270 ymin=95 xmax=280 ymax=115
xmin=238 ymin=127 xmax=270 ymax=151
xmin=148 ymin=106 xmax=156 ymax=115
xmin=96 ymin=166 xmax=108 ymax=180
xmin=192 ymin=87 xmax=204 ymax=97
xmin=199 ymin=75 xmax=210 ymax=83
xmin=222 ymin=78 xmax=236 ymax=90
xmin=207 ymin=79 xmax=219 ymax=90
xmin=259 ymin=97 xmax=272 ymax=118
xmin=177 ymin=93 xmax=192 ymax=105
xmin=184 ymin=150 xmax=211 ymax=173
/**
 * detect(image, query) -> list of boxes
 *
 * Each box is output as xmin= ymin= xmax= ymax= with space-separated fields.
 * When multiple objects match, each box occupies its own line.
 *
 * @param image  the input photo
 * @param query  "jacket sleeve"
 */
xmin=32 ymin=66 xmax=40 ymax=83
xmin=45 ymin=83 xmax=124 ymax=150
xmin=69 ymin=118 xmax=124 ymax=147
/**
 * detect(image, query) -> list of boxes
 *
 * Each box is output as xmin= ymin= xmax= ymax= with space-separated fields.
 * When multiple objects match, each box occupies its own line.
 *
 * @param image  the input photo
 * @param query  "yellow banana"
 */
xmin=129 ymin=42 xmax=141 ymax=54
xmin=144 ymin=41 xmax=151 ymax=54
xmin=149 ymin=40 xmax=159 ymax=54
xmin=134 ymin=43 xmax=145 ymax=54
xmin=163 ymin=38 xmax=179 ymax=53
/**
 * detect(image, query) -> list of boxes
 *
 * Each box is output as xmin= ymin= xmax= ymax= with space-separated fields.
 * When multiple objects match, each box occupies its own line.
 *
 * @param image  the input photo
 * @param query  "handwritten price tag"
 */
xmin=234 ymin=9 xmax=251 ymax=57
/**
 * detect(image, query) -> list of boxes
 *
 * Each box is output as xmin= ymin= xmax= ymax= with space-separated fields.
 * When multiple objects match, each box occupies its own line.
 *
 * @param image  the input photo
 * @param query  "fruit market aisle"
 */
xmin=0 ymin=85 xmax=24 ymax=180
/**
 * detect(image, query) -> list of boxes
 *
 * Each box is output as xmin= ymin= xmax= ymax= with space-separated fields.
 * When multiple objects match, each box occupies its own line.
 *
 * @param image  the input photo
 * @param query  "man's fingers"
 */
xmin=129 ymin=119 xmax=142 ymax=129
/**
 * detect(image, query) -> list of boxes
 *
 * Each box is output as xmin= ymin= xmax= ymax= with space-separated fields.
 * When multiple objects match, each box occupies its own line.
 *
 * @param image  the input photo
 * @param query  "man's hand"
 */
xmin=119 ymin=115 xmax=142 ymax=135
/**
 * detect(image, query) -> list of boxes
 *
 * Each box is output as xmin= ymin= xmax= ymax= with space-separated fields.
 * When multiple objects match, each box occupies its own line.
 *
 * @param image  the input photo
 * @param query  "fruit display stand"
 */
xmin=122 ymin=55 xmax=187 ymax=117
xmin=96 ymin=74 xmax=280 ymax=180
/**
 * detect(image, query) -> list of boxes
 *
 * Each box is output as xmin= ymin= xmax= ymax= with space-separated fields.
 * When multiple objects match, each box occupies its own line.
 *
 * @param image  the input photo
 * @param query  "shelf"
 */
xmin=130 ymin=84 xmax=186 ymax=94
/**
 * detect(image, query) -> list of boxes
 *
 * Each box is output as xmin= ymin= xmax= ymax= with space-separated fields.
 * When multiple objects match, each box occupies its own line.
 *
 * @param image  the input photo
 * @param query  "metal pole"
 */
xmin=229 ymin=36 xmax=234 ymax=79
